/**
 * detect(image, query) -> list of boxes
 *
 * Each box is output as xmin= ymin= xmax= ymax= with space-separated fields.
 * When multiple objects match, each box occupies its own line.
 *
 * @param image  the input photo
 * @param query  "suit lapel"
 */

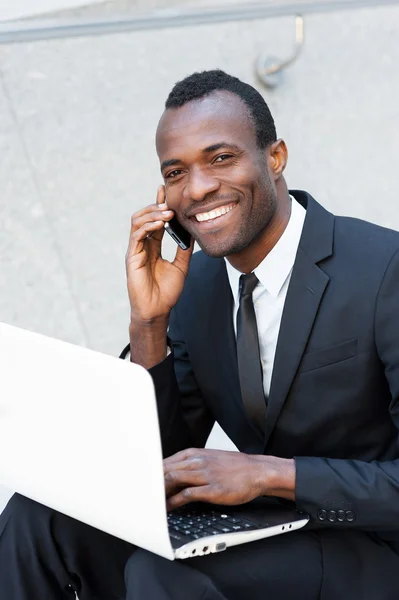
xmin=264 ymin=251 xmax=329 ymax=445
xmin=263 ymin=192 xmax=334 ymax=447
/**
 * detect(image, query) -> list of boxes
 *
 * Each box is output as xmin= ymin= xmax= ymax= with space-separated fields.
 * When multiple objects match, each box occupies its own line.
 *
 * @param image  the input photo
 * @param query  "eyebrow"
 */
xmin=203 ymin=142 xmax=242 ymax=153
xmin=160 ymin=142 xmax=242 ymax=172
xmin=160 ymin=158 xmax=181 ymax=171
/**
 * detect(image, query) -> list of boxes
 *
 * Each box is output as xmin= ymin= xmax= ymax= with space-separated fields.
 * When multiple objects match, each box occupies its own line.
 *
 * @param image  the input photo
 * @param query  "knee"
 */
xmin=124 ymin=549 xmax=163 ymax=587
xmin=2 ymin=493 xmax=54 ymax=530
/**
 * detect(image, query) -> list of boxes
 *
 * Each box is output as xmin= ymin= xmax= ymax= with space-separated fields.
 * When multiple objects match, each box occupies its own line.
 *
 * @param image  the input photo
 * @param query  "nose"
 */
xmin=184 ymin=167 xmax=220 ymax=202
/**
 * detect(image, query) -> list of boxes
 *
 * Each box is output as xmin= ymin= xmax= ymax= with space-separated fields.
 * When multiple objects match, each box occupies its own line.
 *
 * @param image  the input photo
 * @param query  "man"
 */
xmin=1 ymin=69 xmax=399 ymax=599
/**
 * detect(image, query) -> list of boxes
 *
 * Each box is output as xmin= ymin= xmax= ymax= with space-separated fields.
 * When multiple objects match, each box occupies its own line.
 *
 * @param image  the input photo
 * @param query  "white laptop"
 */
xmin=0 ymin=322 xmax=309 ymax=561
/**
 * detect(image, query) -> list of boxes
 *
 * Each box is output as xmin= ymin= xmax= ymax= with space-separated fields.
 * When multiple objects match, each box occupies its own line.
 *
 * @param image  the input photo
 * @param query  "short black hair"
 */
xmin=165 ymin=69 xmax=277 ymax=149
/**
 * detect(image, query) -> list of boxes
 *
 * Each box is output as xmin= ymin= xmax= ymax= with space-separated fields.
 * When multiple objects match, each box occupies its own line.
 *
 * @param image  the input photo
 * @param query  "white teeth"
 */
xmin=195 ymin=204 xmax=234 ymax=222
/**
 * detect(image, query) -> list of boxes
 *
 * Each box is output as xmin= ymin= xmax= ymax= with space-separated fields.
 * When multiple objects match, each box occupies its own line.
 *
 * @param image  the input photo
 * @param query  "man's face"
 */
xmin=156 ymin=91 xmax=278 ymax=258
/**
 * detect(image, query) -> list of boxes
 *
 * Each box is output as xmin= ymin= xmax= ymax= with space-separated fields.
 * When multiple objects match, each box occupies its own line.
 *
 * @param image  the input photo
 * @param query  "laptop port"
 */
xmin=216 ymin=542 xmax=226 ymax=552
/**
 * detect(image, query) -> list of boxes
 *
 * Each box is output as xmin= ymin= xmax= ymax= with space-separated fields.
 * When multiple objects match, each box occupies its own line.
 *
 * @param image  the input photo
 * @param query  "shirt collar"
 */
xmin=225 ymin=196 xmax=306 ymax=303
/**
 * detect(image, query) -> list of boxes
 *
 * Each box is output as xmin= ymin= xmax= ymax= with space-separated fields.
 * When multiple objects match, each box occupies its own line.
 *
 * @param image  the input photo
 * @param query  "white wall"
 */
xmin=1 ymin=3 xmax=399 ymax=511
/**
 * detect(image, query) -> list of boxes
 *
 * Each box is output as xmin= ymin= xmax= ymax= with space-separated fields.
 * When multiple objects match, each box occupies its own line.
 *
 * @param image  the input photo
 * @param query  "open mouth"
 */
xmin=192 ymin=203 xmax=237 ymax=224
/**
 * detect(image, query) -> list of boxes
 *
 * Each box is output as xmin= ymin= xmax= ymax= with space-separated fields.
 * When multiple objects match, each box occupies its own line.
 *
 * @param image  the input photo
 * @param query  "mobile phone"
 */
xmin=164 ymin=214 xmax=191 ymax=250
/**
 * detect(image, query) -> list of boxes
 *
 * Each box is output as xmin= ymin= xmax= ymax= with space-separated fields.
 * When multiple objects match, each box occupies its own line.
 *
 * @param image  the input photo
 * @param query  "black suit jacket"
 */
xmin=144 ymin=191 xmax=399 ymax=599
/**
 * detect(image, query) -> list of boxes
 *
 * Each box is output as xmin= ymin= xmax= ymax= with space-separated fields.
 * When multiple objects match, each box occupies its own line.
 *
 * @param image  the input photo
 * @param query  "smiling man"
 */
xmin=2 ymin=69 xmax=399 ymax=600
xmin=157 ymin=91 xmax=285 ymax=263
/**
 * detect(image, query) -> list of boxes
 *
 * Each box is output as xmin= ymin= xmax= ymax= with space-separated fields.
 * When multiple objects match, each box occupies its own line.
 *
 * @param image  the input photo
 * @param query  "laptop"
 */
xmin=0 ymin=322 xmax=309 ymax=561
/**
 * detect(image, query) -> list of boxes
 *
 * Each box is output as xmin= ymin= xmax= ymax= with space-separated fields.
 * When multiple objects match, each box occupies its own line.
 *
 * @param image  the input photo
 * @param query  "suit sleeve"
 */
xmin=295 ymin=248 xmax=399 ymax=532
xmin=148 ymin=305 xmax=215 ymax=458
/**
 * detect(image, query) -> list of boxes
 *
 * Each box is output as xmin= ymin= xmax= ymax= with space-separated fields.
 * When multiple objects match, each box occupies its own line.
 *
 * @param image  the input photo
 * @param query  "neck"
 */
xmin=226 ymin=189 xmax=292 ymax=274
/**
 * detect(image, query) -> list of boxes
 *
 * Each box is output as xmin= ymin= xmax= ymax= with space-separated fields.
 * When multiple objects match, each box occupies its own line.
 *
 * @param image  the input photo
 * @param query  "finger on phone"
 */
xmin=130 ymin=195 xmax=169 ymax=223
xmin=129 ymin=220 xmax=164 ymax=254
xmin=156 ymin=184 xmax=166 ymax=207
xmin=131 ymin=209 xmax=173 ymax=234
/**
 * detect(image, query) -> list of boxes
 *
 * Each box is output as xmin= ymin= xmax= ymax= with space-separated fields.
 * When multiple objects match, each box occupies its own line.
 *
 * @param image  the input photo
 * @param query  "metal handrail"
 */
xmin=0 ymin=0 xmax=398 ymax=44
xmin=256 ymin=15 xmax=304 ymax=88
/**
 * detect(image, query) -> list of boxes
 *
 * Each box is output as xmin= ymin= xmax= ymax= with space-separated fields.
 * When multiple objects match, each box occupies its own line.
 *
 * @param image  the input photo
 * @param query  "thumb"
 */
xmin=172 ymin=238 xmax=194 ymax=275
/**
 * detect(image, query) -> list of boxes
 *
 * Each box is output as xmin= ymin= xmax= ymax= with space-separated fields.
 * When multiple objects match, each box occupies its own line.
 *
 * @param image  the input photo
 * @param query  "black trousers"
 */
xmin=0 ymin=494 xmax=322 ymax=600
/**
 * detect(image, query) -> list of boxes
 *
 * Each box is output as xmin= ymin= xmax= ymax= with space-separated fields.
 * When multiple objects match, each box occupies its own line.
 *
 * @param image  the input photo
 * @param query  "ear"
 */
xmin=267 ymin=139 xmax=288 ymax=180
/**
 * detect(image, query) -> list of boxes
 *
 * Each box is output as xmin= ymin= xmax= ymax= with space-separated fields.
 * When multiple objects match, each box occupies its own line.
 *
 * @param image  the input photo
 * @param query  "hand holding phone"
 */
xmin=164 ymin=214 xmax=191 ymax=250
xmin=126 ymin=186 xmax=193 ymax=331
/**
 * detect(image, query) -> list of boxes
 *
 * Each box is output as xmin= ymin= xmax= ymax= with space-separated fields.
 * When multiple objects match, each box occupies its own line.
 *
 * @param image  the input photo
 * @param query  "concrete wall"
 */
xmin=1 ymin=3 xmax=399 ymax=510
xmin=0 ymin=0 xmax=106 ymax=21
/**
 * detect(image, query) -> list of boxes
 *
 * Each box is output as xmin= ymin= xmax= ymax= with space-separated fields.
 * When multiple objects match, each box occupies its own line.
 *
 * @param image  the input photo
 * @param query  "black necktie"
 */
xmin=236 ymin=272 xmax=266 ymax=435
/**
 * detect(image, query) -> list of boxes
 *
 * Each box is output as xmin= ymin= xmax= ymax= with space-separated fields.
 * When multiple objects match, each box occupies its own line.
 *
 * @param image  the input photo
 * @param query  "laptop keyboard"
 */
xmin=168 ymin=506 xmax=263 ymax=543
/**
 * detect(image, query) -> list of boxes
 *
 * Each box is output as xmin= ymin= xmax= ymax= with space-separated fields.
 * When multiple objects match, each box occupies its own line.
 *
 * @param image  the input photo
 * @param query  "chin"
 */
xmin=197 ymin=236 xmax=248 ymax=259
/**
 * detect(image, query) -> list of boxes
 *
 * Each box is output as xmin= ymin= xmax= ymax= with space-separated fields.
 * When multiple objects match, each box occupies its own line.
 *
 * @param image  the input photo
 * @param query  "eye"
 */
xmin=214 ymin=154 xmax=233 ymax=163
xmin=166 ymin=169 xmax=184 ymax=179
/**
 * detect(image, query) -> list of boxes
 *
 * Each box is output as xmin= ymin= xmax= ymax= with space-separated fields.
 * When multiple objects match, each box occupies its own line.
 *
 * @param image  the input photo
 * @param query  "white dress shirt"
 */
xmin=225 ymin=197 xmax=306 ymax=398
